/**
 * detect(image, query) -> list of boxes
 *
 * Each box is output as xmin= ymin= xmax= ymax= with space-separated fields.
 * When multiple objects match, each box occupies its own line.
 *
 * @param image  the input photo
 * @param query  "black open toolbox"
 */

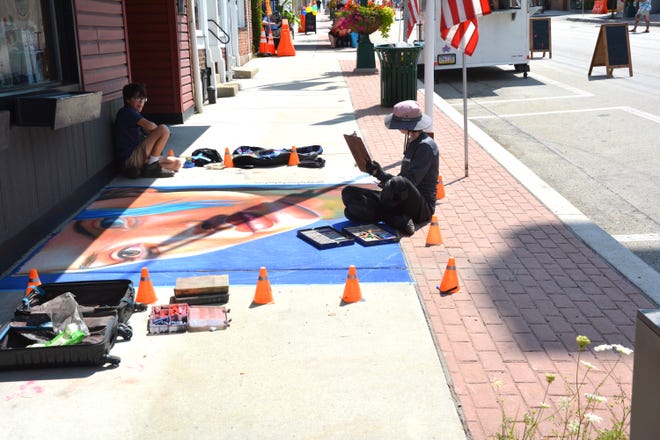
xmin=0 ymin=279 xmax=138 ymax=370
xmin=0 ymin=312 xmax=123 ymax=370
xmin=17 ymin=279 xmax=137 ymax=329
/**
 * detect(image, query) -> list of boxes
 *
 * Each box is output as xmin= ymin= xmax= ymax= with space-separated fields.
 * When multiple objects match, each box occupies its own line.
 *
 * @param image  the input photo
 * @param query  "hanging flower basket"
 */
xmin=335 ymin=1 xmax=394 ymax=38
xmin=347 ymin=16 xmax=382 ymax=35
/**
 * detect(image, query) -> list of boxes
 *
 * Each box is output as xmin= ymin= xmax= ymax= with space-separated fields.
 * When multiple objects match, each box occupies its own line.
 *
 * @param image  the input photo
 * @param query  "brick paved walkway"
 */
xmin=340 ymin=59 xmax=656 ymax=439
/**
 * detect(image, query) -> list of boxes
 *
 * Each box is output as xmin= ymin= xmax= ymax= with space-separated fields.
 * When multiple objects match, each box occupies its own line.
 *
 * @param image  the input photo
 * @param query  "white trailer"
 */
xmin=431 ymin=1 xmax=541 ymax=76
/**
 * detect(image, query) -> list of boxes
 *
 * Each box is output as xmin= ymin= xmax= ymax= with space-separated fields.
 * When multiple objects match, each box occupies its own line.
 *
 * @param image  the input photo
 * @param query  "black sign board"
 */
xmin=305 ymin=13 xmax=316 ymax=34
xmin=529 ymin=17 xmax=552 ymax=59
xmin=588 ymin=23 xmax=633 ymax=77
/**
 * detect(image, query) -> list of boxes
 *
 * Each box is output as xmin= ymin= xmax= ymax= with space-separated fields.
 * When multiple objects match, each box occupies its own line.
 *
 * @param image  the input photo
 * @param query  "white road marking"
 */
xmin=469 ymin=106 xmax=660 ymax=124
xmin=612 ymin=233 xmax=660 ymax=243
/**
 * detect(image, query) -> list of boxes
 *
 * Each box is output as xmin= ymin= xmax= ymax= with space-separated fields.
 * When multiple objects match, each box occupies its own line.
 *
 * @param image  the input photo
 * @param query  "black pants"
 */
xmin=342 ymin=176 xmax=433 ymax=230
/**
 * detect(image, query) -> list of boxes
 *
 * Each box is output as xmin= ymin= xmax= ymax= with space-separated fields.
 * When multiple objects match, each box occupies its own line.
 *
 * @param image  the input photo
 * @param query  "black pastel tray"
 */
xmin=297 ymin=226 xmax=355 ymax=249
xmin=342 ymin=223 xmax=400 ymax=246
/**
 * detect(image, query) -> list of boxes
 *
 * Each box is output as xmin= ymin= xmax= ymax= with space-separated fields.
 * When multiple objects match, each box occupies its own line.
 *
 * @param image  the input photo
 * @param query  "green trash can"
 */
xmin=375 ymin=43 xmax=423 ymax=107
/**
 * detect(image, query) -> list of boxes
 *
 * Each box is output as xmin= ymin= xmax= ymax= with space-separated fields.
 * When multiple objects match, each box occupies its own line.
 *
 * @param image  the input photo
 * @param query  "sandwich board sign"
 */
xmin=588 ymin=23 xmax=632 ymax=78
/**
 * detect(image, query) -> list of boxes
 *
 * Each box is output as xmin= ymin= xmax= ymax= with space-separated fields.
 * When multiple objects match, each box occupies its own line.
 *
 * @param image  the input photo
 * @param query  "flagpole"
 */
xmin=462 ymin=51 xmax=468 ymax=178
xmin=423 ymin=0 xmax=434 ymax=132
xmin=398 ymin=3 xmax=403 ymax=42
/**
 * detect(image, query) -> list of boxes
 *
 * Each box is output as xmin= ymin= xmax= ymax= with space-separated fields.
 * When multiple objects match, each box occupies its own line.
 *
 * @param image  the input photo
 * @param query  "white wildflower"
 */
xmin=593 ymin=344 xmax=612 ymax=352
xmin=558 ymin=396 xmax=572 ymax=410
xmin=611 ymin=344 xmax=633 ymax=355
xmin=580 ymin=360 xmax=599 ymax=370
xmin=568 ymin=420 xmax=580 ymax=433
xmin=492 ymin=379 xmax=503 ymax=389
xmin=585 ymin=393 xmax=607 ymax=404
xmin=584 ymin=412 xmax=603 ymax=424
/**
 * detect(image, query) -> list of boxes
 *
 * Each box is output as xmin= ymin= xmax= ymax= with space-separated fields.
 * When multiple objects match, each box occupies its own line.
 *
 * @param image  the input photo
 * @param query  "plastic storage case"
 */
xmin=188 ymin=306 xmax=231 ymax=332
xmin=147 ymin=304 xmax=189 ymax=335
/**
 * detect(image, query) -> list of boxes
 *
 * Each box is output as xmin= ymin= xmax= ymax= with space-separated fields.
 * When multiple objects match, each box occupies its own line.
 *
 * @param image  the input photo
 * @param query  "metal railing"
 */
xmin=208 ymin=19 xmax=230 ymax=44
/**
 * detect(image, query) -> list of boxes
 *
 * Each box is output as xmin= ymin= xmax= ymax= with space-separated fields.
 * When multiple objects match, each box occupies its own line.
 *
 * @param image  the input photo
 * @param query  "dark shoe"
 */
xmin=388 ymin=215 xmax=415 ymax=237
xmin=122 ymin=166 xmax=140 ymax=179
xmin=401 ymin=219 xmax=416 ymax=237
xmin=141 ymin=162 xmax=175 ymax=178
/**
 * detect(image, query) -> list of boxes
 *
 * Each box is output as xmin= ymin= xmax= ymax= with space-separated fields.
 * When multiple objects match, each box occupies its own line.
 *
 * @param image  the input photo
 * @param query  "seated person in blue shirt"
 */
xmin=262 ymin=13 xmax=281 ymax=37
xmin=114 ymin=83 xmax=183 ymax=178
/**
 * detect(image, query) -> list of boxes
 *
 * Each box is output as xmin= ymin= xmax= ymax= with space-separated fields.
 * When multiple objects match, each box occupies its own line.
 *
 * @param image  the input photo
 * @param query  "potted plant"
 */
xmin=335 ymin=0 xmax=395 ymax=38
xmin=277 ymin=0 xmax=300 ymax=29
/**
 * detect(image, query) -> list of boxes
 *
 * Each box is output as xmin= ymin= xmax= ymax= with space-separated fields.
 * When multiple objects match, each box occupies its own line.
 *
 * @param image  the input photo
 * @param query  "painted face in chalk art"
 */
xmin=21 ymin=187 xmax=342 ymax=273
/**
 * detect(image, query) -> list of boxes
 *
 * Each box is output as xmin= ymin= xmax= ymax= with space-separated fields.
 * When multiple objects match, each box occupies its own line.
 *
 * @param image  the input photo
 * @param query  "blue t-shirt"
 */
xmin=114 ymin=106 xmax=146 ymax=163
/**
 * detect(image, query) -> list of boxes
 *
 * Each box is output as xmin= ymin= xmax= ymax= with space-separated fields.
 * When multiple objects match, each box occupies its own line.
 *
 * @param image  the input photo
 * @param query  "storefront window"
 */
xmin=0 ymin=0 xmax=59 ymax=90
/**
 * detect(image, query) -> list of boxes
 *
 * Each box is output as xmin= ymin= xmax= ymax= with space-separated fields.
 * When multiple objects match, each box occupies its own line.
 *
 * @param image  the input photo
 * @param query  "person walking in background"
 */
xmin=342 ymin=100 xmax=439 ymax=236
xmin=630 ymin=0 xmax=651 ymax=33
xmin=114 ymin=83 xmax=182 ymax=178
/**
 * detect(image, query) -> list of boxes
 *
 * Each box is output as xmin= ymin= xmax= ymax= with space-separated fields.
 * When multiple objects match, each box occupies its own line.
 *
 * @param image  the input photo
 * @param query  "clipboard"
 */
xmin=343 ymin=133 xmax=372 ymax=173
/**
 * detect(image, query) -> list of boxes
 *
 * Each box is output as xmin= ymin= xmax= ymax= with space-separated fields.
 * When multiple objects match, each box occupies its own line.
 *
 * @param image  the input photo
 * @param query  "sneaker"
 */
xmin=122 ymin=166 xmax=140 ymax=179
xmin=388 ymin=215 xmax=416 ymax=237
xmin=401 ymin=219 xmax=416 ymax=237
xmin=141 ymin=162 xmax=175 ymax=178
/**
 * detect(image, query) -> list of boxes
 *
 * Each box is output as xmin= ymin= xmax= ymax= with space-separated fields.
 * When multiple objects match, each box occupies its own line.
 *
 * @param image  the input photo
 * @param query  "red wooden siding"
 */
xmin=74 ymin=0 xmax=130 ymax=102
xmin=177 ymin=9 xmax=194 ymax=115
xmin=125 ymin=0 xmax=194 ymax=120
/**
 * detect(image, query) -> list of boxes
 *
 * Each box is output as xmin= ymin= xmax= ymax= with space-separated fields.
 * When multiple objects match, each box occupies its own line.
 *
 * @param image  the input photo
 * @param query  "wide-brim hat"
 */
xmin=384 ymin=100 xmax=432 ymax=131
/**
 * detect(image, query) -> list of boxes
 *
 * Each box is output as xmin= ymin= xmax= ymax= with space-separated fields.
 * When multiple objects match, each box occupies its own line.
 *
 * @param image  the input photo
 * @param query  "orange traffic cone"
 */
xmin=253 ymin=267 xmax=274 ymax=304
xmin=436 ymin=175 xmax=445 ymax=200
xmin=258 ymin=28 xmax=270 ymax=56
xmin=288 ymin=146 xmax=300 ymax=166
xmin=224 ymin=147 xmax=234 ymax=168
xmin=342 ymin=265 xmax=362 ymax=303
xmin=277 ymin=19 xmax=296 ymax=57
xmin=299 ymin=14 xmax=305 ymax=33
xmin=437 ymin=257 xmax=460 ymax=294
xmin=168 ymin=149 xmax=174 ymax=157
xmin=25 ymin=268 xmax=41 ymax=295
xmin=425 ymin=215 xmax=443 ymax=246
xmin=266 ymin=32 xmax=276 ymax=55
xmin=136 ymin=267 xmax=158 ymax=304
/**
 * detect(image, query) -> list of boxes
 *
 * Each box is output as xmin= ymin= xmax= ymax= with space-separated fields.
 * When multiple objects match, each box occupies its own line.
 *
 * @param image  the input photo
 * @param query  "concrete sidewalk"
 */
xmin=0 ymin=16 xmax=466 ymax=440
xmin=1 ymin=11 xmax=658 ymax=440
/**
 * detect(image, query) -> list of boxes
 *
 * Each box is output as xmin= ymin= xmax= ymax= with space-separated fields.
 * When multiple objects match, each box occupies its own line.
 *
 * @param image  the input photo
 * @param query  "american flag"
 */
xmin=440 ymin=0 xmax=491 ymax=56
xmin=404 ymin=0 xmax=421 ymax=40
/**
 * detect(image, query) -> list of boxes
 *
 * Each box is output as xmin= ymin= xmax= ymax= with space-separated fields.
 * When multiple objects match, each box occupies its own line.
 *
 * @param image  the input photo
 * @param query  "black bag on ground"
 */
xmin=232 ymin=145 xmax=323 ymax=168
xmin=191 ymin=148 xmax=222 ymax=167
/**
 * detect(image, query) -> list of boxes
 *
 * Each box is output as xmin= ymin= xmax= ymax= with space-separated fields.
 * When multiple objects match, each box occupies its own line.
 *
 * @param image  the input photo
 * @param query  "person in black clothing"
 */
xmin=342 ymin=100 xmax=439 ymax=236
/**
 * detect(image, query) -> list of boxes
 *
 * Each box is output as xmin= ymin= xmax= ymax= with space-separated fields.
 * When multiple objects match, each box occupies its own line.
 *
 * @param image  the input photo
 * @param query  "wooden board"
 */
xmin=343 ymin=133 xmax=372 ymax=173
xmin=174 ymin=275 xmax=229 ymax=297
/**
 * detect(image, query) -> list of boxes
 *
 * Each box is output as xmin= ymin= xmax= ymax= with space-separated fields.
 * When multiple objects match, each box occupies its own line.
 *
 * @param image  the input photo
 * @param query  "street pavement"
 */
xmin=0 ymin=12 xmax=658 ymax=440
